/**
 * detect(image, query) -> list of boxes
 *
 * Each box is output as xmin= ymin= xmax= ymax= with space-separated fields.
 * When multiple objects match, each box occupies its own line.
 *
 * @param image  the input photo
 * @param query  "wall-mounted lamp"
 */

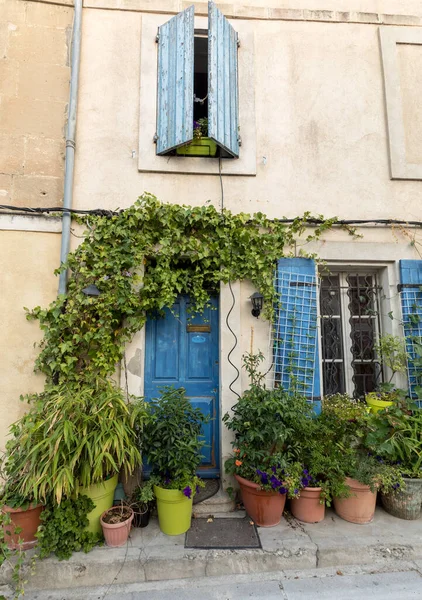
xmin=82 ymin=284 xmax=101 ymax=297
xmin=250 ymin=292 xmax=264 ymax=318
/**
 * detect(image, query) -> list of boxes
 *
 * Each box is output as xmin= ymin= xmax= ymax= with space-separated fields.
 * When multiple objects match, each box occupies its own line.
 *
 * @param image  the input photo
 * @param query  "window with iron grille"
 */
xmin=320 ymin=272 xmax=383 ymax=398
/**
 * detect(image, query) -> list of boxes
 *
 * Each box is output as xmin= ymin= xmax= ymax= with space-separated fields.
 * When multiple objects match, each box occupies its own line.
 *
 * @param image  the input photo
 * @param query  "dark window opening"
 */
xmin=194 ymin=35 xmax=208 ymax=123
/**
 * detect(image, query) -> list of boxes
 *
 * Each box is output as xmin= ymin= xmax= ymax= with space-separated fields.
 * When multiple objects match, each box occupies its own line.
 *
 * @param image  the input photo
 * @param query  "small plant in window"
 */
xmin=193 ymin=118 xmax=208 ymax=140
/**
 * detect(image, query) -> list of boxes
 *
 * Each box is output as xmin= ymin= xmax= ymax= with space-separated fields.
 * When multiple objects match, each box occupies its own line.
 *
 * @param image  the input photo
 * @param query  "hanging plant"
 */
xmin=26 ymin=194 xmax=351 ymax=383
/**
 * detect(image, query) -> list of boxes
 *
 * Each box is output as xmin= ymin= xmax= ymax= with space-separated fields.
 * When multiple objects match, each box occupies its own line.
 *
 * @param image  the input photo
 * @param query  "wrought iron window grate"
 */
xmin=270 ymin=269 xmax=318 ymax=398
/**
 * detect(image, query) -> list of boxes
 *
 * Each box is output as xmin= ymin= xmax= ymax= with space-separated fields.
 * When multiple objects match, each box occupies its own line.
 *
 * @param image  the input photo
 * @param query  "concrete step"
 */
xmin=193 ymin=488 xmax=236 ymax=517
xmin=2 ymin=508 xmax=422 ymax=593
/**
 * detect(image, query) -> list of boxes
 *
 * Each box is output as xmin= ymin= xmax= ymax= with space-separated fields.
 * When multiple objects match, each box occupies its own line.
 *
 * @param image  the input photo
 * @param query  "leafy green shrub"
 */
xmin=36 ymin=495 xmax=100 ymax=560
xmin=143 ymin=387 xmax=208 ymax=497
xmin=224 ymin=352 xmax=313 ymax=494
xmin=3 ymin=379 xmax=147 ymax=504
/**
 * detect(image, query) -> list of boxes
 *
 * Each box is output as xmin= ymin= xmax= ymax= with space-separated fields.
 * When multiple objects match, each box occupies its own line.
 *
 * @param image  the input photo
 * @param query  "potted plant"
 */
xmin=1 ymin=433 xmax=44 ymax=551
xmin=317 ymin=394 xmax=402 ymax=524
xmin=365 ymin=400 xmax=422 ymax=520
xmin=100 ymin=504 xmax=134 ymax=547
xmin=3 ymin=379 xmax=147 ymax=534
xmin=131 ymin=481 xmax=154 ymax=528
xmin=223 ymin=353 xmax=314 ymax=527
xmin=143 ymin=387 xmax=207 ymax=536
xmin=289 ymin=446 xmax=333 ymax=524
xmin=176 ymin=118 xmax=218 ymax=157
xmin=365 ymin=335 xmax=409 ymax=413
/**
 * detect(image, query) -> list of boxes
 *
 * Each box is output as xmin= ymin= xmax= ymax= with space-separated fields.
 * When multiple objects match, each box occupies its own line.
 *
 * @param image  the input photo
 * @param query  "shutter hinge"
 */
xmin=153 ymin=133 xmax=158 ymax=144
xmin=238 ymin=135 xmax=242 ymax=146
xmin=237 ymin=37 xmax=240 ymax=48
xmin=156 ymin=33 xmax=160 ymax=43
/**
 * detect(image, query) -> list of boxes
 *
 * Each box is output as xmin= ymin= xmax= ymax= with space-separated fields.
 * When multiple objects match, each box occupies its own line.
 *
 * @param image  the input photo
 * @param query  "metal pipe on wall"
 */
xmin=58 ymin=0 xmax=83 ymax=295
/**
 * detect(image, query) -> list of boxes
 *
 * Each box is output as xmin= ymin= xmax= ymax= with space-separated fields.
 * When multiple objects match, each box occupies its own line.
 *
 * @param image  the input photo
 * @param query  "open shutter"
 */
xmin=156 ymin=6 xmax=194 ymax=155
xmin=399 ymin=260 xmax=422 ymax=398
xmin=208 ymin=1 xmax=240 ymax=158
xmin=273 ymin=258 xmax=322 ymax=413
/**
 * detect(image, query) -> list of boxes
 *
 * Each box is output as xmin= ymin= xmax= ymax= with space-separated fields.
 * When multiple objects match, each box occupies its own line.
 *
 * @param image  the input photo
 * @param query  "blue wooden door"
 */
xmin=144 ymin=296 xmax=219 ymax=477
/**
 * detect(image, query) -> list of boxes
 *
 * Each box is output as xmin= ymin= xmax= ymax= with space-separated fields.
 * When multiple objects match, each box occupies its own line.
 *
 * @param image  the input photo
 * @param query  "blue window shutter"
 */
xmin=156 ymin=6 xmax=194 ymax=155
xmin=208 ymin=1 xmax=240 ymax=158
xmin=274 ymin=258 xmax=322 ymax=413
xmin=399 ymin=260 xmax=422 ymax=398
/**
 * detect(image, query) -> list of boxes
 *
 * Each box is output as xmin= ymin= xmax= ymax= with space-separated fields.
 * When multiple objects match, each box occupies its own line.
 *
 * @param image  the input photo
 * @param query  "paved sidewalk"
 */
xmin=2 ymin=507 xmax=422 ymax=593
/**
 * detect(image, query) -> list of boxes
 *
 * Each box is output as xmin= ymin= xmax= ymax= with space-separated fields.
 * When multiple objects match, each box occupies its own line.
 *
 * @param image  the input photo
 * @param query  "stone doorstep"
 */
xmin=192 ymin=488 xmax=236 ymax=517
xmin=2 ymin=508 xmax=422 ymax=592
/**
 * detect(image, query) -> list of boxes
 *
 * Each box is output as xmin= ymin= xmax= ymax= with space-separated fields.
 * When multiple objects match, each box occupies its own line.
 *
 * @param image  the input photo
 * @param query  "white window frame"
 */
xmin=318 ymin=262 xmax=407 ymax=397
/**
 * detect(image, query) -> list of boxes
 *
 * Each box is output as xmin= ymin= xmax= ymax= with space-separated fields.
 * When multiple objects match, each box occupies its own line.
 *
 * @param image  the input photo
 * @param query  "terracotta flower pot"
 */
xmin=381 ymin=478 xmax=422 ymax=520
xmin=100 ymin=505 xmax=134 ymax=547
xmin=333 ymin=477 xmax=377 ymax=524
xmin=235 ymin=474 xmax=286 ymax=527
xmin=291 ymin=487 xmax=325 ymax=523
xmin=2 ymin=503 xmax=43 ymax=550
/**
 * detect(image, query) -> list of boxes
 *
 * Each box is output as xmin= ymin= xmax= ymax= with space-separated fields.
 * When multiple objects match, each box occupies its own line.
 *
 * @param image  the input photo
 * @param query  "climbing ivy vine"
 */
xmin=27 ymin=193 xmax=351 ymax=383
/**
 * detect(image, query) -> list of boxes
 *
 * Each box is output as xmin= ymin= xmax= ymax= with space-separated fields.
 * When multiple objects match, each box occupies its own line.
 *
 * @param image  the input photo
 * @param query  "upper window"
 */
xmin=155 ymin=2 xmax=240 ymax=159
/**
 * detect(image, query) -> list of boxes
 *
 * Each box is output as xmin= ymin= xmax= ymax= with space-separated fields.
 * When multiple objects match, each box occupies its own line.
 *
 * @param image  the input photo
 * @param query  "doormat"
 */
xmin=193 ymin=479 xmax=220 ymax=504
xmin=185 ymin=517 xmax=261 ymax=549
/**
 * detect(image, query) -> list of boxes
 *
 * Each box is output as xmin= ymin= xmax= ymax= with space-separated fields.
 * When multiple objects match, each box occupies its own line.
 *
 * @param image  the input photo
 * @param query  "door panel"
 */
xmin=145 ymin=296 xmax=219 ymax=477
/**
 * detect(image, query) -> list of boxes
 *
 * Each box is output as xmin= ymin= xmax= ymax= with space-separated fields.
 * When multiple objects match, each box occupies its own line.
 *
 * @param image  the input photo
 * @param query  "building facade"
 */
xmin=2 ymin=0 xmax=422 ymax=491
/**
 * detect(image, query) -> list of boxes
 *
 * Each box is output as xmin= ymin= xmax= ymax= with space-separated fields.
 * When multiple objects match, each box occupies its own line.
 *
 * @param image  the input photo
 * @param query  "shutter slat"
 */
xmin=156 ymin=6 xmax=194 ymax=155
xmin=208 ymin=1 xmax=239 ymax=158
xmin=399 ymin=260 xmax=422 ymax=398
xmin=273 ymin=258 xmax=321 ymax=412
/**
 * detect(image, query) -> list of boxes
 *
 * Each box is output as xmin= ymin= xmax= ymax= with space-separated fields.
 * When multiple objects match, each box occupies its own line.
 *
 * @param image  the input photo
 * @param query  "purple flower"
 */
xmin=256 ymin=469 xmax=269 ymax=485
xmin=279 ymin=486 xmax=287 ymax=495
xmin=193 ymin=120 xmax=200 ymax=129
xmin=183 ymin=486 xmax=192 ymax=499
xmin=196 ymin=485 xmax=200 ymax=494
xmin=271 ymin=466 xmax=277 ymax=474
xmin=294 ymin=488 xmax=299 ymax=495
xmin=392 ymin=483 xmax=401 ymax=490
xmin=164 ymin=476 xmax=171 ymax=485
xmin=270 ymin=475 xmax=282 ymax=489
xmin=303 ymin=469 xmax=309 ymax=475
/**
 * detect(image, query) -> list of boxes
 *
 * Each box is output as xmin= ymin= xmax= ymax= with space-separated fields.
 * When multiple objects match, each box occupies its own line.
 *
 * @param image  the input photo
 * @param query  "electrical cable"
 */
xmin=2 ymin=203 xmax=422 ymax=228
xmin=219 ymin=157 xmax=240 ymax=400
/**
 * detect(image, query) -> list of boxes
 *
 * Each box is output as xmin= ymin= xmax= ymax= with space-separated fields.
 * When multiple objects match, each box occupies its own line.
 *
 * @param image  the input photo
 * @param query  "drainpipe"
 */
xmin=58 ymin=0 xmax=83 ymax=295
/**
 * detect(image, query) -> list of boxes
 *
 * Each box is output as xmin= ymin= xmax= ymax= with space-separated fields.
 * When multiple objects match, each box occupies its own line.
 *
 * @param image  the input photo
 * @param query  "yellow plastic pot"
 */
xmin=154 ymin=485 xmax=193 ymax=536
xmin=80 ymin=474 xmax=118 ymax=535
xmin=365 ymin=397 xmax=393 ymax=414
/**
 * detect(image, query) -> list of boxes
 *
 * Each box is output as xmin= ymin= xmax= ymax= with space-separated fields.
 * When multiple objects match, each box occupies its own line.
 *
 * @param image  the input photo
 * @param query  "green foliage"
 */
xmin=26 ymin=194 xmax=345 ymax=384
xmin=143 ymin=387 xmax=208 ymax=492
xmin=2 ymin=379 xmax=148 ymax=504
xmin=375 ymin=334 xmax=409 ymax=386
xmin=36 ymin=495 xmax=100 ymax=560
xmin=223 ymin=352 xmax=313 ymax=490
xmin=0 ymin=510 xmax=28 ymax=599
xmin=133 ymin=481 xmax=155 ymax=506
xmin=365 ymin=402 xmax=422 ymax=477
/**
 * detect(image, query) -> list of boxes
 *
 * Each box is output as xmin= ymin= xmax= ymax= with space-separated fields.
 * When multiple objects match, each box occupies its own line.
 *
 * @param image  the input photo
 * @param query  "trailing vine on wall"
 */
xmin=27 ymin=193 xmax=353 ymax=383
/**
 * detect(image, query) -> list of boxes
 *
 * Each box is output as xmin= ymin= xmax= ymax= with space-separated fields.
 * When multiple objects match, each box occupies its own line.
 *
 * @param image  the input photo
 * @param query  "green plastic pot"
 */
xmin=80 ymin=474 xmax=118 ymax=534
xmin=154 ymin=485 xmax=193 ymax=535
xmin=176 ymin=137 xmax=217 ymax=157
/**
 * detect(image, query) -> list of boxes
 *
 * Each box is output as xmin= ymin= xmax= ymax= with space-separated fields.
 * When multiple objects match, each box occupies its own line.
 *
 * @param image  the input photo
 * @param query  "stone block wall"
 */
xmin=0 ymin=0 xmax=73 ymax=208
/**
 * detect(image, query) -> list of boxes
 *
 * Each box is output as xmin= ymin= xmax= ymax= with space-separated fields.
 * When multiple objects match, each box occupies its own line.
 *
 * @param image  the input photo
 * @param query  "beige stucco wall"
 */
xmin=0 ymin=0 xmax=71 ymax=450
xmin=0 ymin=230 xmax=61 ymax=450
xmin=73 ymin=6 xmax=422 ymax=221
